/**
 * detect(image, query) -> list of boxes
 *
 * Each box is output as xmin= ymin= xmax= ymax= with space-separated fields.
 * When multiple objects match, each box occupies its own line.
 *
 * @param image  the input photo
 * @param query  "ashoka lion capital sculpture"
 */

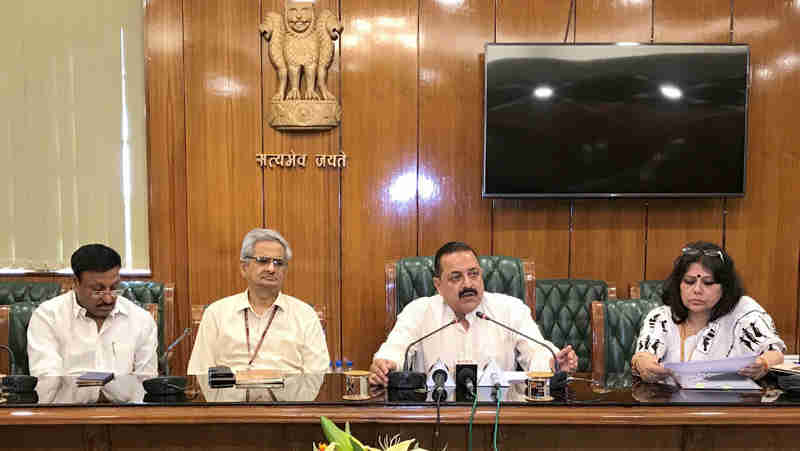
xmin=260 ymin=1 xmax=343 ymax=130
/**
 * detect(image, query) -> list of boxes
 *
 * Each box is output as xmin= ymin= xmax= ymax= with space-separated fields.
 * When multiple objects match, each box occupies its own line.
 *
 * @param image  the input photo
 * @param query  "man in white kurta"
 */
xmin=369 ymin=241 xmax=578 ymax=386
xmin=188 ymin=229 xmax=329 ymax=375
xmin=373 ymin=291 xmax=559 ymax=375
xmin=27 ymin=244 xmax=158 ymax=377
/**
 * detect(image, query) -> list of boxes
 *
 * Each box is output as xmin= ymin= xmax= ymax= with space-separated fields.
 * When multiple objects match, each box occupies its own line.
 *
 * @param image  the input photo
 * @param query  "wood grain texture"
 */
xmin=144 ymin=0 xmax=190 ymax=374
xmin=644 ymin=1 xmax=730 ymax=285
xmin=261 ymin=0 xmax=342 ymax=368
xmin=654 ymin=0 xmax=732 ymax=43
xmin=184 ymin=0 xmax=263 ymax=308
xmin=418 ymin=0 xmax=494 ymax=256
xmin=6 ymin=404 xmax=800 ymax=426
xmin=496 ymin=0 xmax=575 ymax=43
xmin=726 ymin=0 xmax=800 ymax=351
xmin=576 ymin=0 xmax=653 ymax=43
xmin=571 ymin=199 xmax=646 ymax=296
xmin=339 ymin=0 xmax=419 ymax=370
xmin=492 ymin=200 xmax=571 ymax=279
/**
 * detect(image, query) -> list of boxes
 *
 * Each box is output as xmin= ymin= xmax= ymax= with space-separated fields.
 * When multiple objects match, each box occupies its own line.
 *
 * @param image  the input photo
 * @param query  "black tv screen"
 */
xmin=483 ymin=43 xmax=749 ymax=198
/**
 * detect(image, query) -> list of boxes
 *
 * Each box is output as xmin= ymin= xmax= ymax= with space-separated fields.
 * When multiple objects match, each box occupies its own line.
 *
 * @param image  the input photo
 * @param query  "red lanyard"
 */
xmin=244 ymin=307 xmax=278 ymax=366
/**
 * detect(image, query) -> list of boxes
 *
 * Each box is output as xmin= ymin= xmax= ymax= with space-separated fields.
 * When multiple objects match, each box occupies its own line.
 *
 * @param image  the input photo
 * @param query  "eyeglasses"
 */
xmin=243 ymin=256 xmax=287 ymax=267
xmin=682 ymin=247 xmax=725 ymax=263
xmin=89 ymin=289 xmax=124 ymax=299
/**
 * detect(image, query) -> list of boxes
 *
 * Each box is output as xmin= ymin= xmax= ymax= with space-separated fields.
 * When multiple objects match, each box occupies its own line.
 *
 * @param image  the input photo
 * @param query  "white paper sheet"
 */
xmin=671 ymin=372 xmax=761 ymax=390
xmin=663 ymin=355 xmax=756 ymax=374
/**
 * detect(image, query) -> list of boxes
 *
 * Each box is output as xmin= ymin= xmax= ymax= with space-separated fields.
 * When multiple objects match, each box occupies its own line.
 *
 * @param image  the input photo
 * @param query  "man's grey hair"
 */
xmin=240 ymin=228 xmax=293 ymax=262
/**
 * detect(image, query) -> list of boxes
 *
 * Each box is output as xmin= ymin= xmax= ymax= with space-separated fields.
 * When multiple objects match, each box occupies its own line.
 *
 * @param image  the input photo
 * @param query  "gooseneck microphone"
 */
xmin=143 ymin=327 xmax=192 ymax=396
xmin=0 ymin=345 xmax=37 ymax=393
xmin=475 ymin=311 xmax=568 ymax=391
xmin=387 ymin=318 xmax=460 ymax=389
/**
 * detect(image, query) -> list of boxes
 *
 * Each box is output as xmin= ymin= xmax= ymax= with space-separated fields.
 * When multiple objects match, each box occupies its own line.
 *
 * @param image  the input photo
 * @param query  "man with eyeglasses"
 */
xmin=369 ymin=241 xmax=578 ymax=386
xmin=27 ymin=244 xmax=158 ymax=377
xmin=188 ymin=228 xmax=330 ymax=374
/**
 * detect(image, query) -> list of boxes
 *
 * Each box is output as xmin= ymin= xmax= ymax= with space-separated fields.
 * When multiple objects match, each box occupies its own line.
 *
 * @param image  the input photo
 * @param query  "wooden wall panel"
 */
xmin=492 ymin=2 xmax=571 ymax=277
xmin=726 ymin=0 xmax=800 ymax=351
xmin=569 ymin=2 xmax=651 ymax=289
xmin=145 ymin=0 xmax=190 ymax=373
xmin=418 ymin=0 xmax=494 ymax=256
xmin=261 ymin=0 xmax=342 ymax=366
xmin=644 ymin=0 xmax=731 ymax=286
xmin=654 ymin=0 xmax=732 ymax=43
xmin=340 ymin=0 xmax=419 ymax=370
xmin=576 ymin=0 xmax=652 ymax=43
xmin=571 ymin=200 xmax=646 ymax=289
xmin=184 ymin=0 xmax=263 ymax=308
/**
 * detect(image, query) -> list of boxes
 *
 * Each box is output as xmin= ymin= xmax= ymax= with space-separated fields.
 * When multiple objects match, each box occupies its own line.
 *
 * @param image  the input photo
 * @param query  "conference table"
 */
xmin=1 ymin=372 xmax=799 ymax=451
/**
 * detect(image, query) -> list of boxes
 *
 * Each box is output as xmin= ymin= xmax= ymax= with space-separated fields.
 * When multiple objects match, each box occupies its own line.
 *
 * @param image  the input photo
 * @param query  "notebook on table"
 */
xmin=76 ymin=372 xmax=114 ymax=387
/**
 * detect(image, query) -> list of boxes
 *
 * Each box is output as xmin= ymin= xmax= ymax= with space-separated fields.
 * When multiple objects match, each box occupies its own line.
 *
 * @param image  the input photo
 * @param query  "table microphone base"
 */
xmin=387 ymin=371 xmax=426 ymax=390
xmin=1 ymin=375 xmax=37 ymax=393
xmin=143 ymin=376 xmax=187 ymax=395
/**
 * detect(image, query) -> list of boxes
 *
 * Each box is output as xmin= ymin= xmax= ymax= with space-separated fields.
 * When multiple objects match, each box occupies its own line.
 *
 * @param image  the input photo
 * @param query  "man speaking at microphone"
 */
xmin=369 ymin=242 xmax=578 ymax=386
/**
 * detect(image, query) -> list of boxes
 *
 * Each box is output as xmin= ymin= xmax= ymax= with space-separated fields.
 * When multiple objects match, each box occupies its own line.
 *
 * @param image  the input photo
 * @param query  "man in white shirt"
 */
xmin=27 ymin=244 xmax=158 ymax=377
xmin=369 ymin=242 xmax=578 ymax=386
xmin=188 ymin=228 xmax=330 ymax=374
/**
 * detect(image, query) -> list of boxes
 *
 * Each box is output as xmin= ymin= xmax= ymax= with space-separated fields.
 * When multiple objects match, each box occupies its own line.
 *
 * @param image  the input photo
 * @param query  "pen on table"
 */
xmin=112 ymin=342 xmax=116 ymax=358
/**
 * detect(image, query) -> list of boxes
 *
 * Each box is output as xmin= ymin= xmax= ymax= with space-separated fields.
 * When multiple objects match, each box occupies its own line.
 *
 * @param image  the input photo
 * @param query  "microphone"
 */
xmin=0 ymin=345 xmax=37 ymax=393
xmin=455 ymin=362 xmax=477 ymax=402
xmin=143 ymin=327 xmax=192 ymax=396
xmin=475 ymin=311 xmax=568 ymax=391
xmin=387 ymin=318 xmax=460 ymax=390
xmin=429 ymin=360 xmax=449 ymax=402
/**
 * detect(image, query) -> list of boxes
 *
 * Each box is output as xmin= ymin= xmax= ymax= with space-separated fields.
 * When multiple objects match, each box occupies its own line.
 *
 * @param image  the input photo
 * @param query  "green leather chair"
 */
xmin=636 ymin=280 xmax=665 ymax=301
xmin=118 ymin=281 xmax=174 ymax=361
xmin=385 ymin=256 xmax=534 ymax=336
xmin=0 ymin=281 xmax=61 ymax=305
xmin=6 ymin=301 xmax=42 ymax=375
xmin=590 ymin=297 xmax=663 ymax=387
xmin=534 ymin=279 xmax=612 ymax=372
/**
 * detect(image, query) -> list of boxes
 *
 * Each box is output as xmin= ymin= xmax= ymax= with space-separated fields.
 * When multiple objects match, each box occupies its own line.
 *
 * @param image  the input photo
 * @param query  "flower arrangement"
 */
xmin=314 ymin=416 xmax=432 ymax=451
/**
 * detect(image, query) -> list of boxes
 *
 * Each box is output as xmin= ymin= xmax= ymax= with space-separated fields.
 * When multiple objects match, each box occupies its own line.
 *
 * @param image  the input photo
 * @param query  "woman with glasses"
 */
xmin=632 ymin=241 xmax=785 ymax=383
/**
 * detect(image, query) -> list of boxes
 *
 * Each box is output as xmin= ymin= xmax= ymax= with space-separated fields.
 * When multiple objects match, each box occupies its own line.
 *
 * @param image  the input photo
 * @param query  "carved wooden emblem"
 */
xmin=260 ymin=1 xmax=343 ymax=130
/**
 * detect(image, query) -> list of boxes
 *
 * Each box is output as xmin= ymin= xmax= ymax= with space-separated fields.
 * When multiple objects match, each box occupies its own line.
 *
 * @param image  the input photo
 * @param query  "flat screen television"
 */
xmin=483 ymin=43 xmax=749 ymax=198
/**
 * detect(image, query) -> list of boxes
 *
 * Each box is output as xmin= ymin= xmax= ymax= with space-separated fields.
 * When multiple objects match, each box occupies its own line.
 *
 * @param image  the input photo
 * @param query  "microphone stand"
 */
xmin=475 ymin=312 xmax=568 ymax=391
xmin=387 ymin=319 xmax=459 ymax=390
xmin=143 ymin=327 xmax=192 ymax=396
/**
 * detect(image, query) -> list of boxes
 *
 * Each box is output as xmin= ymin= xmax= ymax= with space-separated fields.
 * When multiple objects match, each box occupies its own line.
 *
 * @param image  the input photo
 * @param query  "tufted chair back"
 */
xmin=0 ymin=281 xmax=61 ymax=305
xmin=590 ymin=297 xmax=663 ymax=385
xmin=6 ymin=301 xmax=42 ymax=375
xmin=534 ymin=279 xmax=611 ymax=372
xmin=385 ymin=256 xmax=534 ymax=336
xmin=118 ymin=281 xmax=173 ymax=360
xmin=638 ymin=280 xmax=665 ymax=301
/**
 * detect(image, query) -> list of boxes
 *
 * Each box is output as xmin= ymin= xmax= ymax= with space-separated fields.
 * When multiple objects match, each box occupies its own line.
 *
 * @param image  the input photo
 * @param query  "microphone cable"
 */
xmin=493 ymin=389 xmax=501 ymax=451
xmin=467 ymin=387 xmax=478 ymax=451
xmin=433 ymin=394 xmax=442 ymax=451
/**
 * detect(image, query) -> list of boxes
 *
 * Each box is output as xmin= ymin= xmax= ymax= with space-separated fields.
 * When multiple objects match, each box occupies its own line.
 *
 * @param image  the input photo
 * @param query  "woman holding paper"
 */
xmin=632 ymin=241 xmax=785 ymax=383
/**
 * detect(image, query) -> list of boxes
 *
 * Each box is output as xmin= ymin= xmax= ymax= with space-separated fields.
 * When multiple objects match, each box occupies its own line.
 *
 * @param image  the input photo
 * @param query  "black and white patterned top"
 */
xmin=636 ymin=296 xmax=785 ymax=363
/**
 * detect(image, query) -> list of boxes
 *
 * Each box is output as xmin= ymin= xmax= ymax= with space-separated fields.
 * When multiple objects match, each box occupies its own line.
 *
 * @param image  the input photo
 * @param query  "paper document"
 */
xmin=663 ymin=355 xmax=756 ymax=374
xmin=671 ymin=372 xmax=761 ymax=390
